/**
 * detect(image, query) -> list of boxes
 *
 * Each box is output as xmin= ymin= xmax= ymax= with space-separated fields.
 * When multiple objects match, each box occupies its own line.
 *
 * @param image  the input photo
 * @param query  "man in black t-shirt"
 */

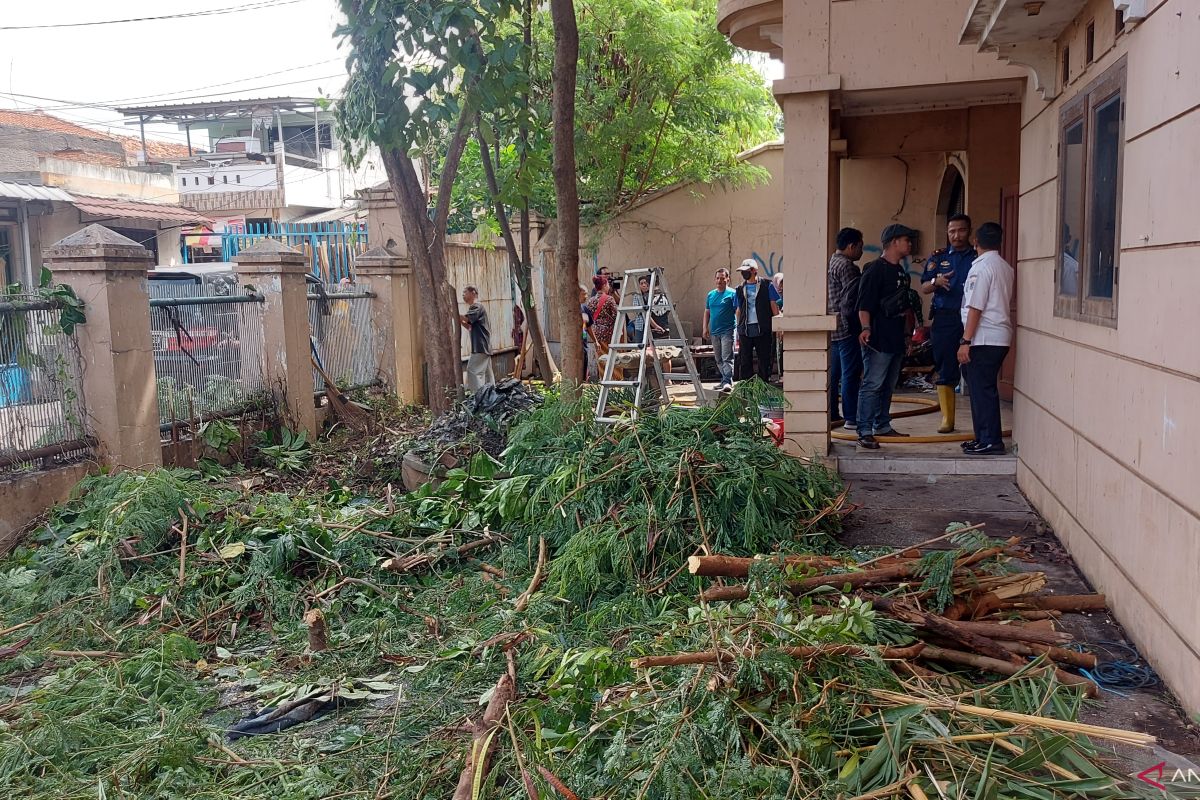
xmin=459 ymin=284 xmax=495 ymax=392
xmin=854 ymin=224 xmax=916 ymax=449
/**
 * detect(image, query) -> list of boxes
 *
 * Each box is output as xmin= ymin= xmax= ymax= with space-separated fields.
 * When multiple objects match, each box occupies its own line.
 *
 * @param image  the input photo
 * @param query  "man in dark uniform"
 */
xmin=919 ymin=213 xmax=976 ymax=433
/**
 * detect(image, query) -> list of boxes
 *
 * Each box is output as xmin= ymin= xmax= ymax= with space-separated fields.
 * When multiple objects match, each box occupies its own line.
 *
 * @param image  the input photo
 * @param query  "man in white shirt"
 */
xmin=957 ymin=222 xmax=1014 ymax=455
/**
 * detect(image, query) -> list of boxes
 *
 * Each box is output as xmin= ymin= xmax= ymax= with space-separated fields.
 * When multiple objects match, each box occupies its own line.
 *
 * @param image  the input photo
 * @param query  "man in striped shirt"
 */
xmin=827 ymin=228 xmax=864 ymax=429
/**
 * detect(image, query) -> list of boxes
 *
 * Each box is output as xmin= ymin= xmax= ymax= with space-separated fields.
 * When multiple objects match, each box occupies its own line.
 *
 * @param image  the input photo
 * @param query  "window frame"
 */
xmin=1054 ymin=58 xmax=1126 ymax=327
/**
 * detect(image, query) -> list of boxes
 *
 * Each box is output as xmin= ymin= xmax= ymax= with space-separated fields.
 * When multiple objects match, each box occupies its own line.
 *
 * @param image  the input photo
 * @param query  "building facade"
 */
xmin=718 ymin=0 xmax=1198 ymax=714
xmin=0 ymin=109 xmax=201 ymax=282
xmin=117 ymin=98 xmax=385 ymax=259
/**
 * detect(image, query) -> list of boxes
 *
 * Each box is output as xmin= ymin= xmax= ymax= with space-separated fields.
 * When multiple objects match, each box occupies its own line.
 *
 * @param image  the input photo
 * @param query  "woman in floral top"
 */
xmin=585 ymin=275 xmax=621 ymax=379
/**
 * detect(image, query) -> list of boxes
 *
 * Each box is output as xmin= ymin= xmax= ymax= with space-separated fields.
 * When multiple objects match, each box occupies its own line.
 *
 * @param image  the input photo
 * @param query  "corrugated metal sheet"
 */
xmin=0 ymin=180 xmax=73 ymax=202
xmin=72 ymin=195 xmax=209 ymax=224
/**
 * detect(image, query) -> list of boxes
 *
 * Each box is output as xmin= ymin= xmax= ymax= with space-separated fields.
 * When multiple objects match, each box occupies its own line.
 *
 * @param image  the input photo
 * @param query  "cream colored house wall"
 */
xmin=1011 ymin=0 xmax=1200 ymax=714
xmin=839 ymin=104 xmax=1020 ymax=318
xmin=829 ymin=0 xmax=1026 ymax=90
xmin=585 ymin=146 xmax=784 ymax=339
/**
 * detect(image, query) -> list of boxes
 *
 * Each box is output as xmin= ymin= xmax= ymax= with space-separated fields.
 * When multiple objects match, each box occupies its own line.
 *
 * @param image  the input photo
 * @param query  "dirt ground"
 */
xmin=838 ymin=472 xmax=1200 ymax=778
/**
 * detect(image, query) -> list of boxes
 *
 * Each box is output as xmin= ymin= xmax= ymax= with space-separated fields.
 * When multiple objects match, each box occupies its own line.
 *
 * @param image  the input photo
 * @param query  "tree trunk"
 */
xmin=474 ymin=123 xmax=558 ymax=381
xmin=549 ymin=0 xmax=584 ymax=394
xmin=380 ymin=151 xmax=461 ymax=414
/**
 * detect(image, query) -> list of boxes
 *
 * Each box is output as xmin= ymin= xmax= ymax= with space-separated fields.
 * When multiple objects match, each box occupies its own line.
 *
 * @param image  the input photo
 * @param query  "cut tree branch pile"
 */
xmin=660 ymin=530 xmax=1112 ymax=697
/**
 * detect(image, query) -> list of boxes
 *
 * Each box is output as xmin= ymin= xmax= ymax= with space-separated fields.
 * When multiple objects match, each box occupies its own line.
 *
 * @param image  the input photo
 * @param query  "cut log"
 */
xmin=996 ymin=640 xmax=1097 ymax=669
xmin=687 ymin=553 xmax=845 ymax=578
xmin=630 ymin=643 xmax=925 ymax=669
xmin=698 ymin=543 xmax=1012 ymax=604
xmin=907 ymin=611 xmax=1024 ymax=666
xmin=303 ymin=608 xmax=328 ymax=653
xmin=946 ymin=620 xmax=1072 ymax=646
xmin=917 ymin=644 xmax=1097 ymax=697
xmin=998 ymin=594 xmax=1107 ymax=613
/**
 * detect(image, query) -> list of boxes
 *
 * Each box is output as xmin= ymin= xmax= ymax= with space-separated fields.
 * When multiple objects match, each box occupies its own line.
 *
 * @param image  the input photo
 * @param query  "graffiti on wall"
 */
xmin=749 ymin=251 xmax=783 ymax=277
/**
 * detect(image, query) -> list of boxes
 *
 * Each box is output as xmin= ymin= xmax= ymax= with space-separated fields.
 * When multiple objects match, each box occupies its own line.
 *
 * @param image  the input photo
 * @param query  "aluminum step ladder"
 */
xmin=594 ymin=267 xmax=708 ymax=423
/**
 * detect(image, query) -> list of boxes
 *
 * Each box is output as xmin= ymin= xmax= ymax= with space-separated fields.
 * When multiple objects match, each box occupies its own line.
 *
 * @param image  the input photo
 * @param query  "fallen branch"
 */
xmin=699 ymin=543 xmax=1014 ymax=603
xmin=0 ymin=637 xmax=32 ymax=660
xmin=311 ymin=576 xmax=389 ymax=601
xmin=996 ymin=639 xmax=1097 ymax=669
xmin=537 ymin=765 xmax=581 ymax=800
xmin=686 ymin=553 xmax=846 ymax=578
xmin=457 ymin=533 xmax=503 ymax=557
xmin=998 ymin=594 xmax=1107 ymax=613
xmin=176 ymin=510 xmax=189 ymax=589
xmin=514 ymin=536 xmax=547 ymax=613
xmin=869 ymin=690 xmax=1153 ymax=744
xmin=47 ymin=650 xmax=121 ymax=659
xmin=630 ymin=643 xmax=925 ymax=670
xmin=855 ymin=522 xmax=987 ymax=568
xmin=470 ymin=560 xmax=507 ymax=579
xmin=917 ymin=644 xmax=1097 ymax=697
xmin=942 ymin=619 xmax=1072 ymax=646
xmin=451 ymin=672 xmax=516 ymax=800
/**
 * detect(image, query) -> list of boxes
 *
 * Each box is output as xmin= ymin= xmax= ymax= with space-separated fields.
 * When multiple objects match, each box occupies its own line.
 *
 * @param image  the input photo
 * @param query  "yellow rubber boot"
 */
xmin=937 ymin=385 xmax=956 ymax=434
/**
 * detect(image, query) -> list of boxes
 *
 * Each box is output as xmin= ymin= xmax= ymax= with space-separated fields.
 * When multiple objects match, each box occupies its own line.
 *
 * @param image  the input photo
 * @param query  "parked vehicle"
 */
xmin=147 ymin=264 xmax=246 ymax=395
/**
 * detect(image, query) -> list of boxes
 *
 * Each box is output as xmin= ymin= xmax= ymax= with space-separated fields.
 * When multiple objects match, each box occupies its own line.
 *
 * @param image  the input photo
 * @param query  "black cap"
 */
xmin=881 ymin=223 xmax=917 ymax=246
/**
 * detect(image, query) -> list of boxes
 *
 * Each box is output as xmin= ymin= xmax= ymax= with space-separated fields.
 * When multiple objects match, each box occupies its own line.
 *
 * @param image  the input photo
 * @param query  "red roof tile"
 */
xmin=0 ymin=108 xmax=192 ymax=163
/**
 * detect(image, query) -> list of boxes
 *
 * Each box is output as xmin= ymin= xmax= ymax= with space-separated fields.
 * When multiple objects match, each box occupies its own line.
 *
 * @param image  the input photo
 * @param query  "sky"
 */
xmin=0 ymin=0 xmax=782 ymax=149
xmin=0 ymin=0 xmax=349 ymax=148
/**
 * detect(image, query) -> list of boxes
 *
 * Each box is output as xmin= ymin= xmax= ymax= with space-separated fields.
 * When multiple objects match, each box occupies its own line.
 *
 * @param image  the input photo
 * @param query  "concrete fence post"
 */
xmin=354 ymin=246 xmax=423 ymax=405
xmin=43 ymin=224 xmax=161 ymax=470
xmin=233 ymin=240 xmax=318 ymax=438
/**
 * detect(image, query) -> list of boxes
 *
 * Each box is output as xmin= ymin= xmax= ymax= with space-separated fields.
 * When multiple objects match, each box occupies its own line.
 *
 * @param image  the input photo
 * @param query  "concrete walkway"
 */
xmin=839 ymin=471 xmax=1200 ymax=777
xmin=832 ymin=390 xmax=1017 ymax=476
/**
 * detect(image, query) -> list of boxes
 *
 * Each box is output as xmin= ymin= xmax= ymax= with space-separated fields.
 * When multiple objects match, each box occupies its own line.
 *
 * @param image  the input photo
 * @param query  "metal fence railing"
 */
xmin=308 ymin=284 xmax=376 ymax=395
xmin=182 ymin=222 xmax=368 ymax=282
xmin=149 ymin=289 xmax=269 ymax=432
xmin=0 ymin=294 xmax=93 ymax=474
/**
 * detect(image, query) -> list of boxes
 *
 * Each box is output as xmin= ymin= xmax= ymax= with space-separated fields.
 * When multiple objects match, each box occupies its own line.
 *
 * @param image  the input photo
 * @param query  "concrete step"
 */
xmin=831 ymin=445 xmax=1017 ymax=477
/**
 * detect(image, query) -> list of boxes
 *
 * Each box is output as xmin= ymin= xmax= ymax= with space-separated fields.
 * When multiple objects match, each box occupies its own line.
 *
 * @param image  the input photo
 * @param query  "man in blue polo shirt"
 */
xmin=703 ymin=268 xmax=737 ymax=391
xmin=919 ymin=214 xmax=976 ymax=433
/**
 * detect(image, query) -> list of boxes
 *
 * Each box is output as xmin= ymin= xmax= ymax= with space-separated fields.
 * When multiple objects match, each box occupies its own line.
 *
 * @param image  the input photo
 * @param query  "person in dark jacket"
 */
xmin=855 ymin=224 xmax=916 ymax=449
xmin=732 ymin=259 xmax=781 ymax=383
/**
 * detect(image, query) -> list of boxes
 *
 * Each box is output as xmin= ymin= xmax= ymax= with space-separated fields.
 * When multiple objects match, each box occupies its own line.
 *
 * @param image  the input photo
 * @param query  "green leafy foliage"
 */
xmin=449 ymin=0 xmax=779 ymax=231
xmin=255 ymin=428 xmax=312 ymax=474
xmin=0 ymin=395 xmax=1171 ymax=800
xmin=501 ymin=383 xmax=843 ymax=602
xmin=335 ymin=0 xmax=525 ymax=169
xmin=199 ymin=419 xmax=239 ymax=453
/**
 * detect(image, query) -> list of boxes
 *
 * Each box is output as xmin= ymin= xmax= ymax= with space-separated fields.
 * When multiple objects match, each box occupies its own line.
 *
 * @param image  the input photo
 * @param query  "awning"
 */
xmin=72 ymin=195 xmax=210 ymax=225
xmin=289 ymin=204 xmax=365 ymax=225
xmin=0 ymin=180 xmax=73 ymax=202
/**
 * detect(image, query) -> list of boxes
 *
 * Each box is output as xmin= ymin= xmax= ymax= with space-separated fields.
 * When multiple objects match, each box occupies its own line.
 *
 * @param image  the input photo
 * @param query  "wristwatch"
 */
xmin=959 ymin=338 xmax=972 ymax=346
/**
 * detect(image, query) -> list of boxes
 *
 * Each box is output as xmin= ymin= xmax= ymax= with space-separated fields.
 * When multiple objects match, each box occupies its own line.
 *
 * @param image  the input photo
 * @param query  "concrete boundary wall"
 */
xmin=0 ymin=462 xmax=92 ymax=555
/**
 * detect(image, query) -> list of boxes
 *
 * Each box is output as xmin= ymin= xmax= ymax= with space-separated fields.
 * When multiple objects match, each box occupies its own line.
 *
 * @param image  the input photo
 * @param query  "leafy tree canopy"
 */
xmin=449 ymin=0 xmax=780 ymax=234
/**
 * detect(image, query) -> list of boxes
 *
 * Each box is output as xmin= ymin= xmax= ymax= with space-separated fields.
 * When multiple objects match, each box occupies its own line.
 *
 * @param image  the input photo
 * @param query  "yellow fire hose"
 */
xmin=829 ymin=396 xmax=1012 ymax=443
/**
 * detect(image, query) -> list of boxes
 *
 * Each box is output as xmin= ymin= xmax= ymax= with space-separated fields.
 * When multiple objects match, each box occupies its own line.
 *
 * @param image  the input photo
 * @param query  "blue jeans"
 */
xmin=856 ymin=346 xmax=904 ymax=437
xmin=828 ymin=337 xmax=862 ymax=422
xmin=711 ymin=331 xmax=734 ymax=386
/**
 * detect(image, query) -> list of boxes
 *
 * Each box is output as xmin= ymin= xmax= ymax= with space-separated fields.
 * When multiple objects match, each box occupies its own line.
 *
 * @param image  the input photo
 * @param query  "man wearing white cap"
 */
xmin=732 ymin=258 xmax=781 ymax=383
